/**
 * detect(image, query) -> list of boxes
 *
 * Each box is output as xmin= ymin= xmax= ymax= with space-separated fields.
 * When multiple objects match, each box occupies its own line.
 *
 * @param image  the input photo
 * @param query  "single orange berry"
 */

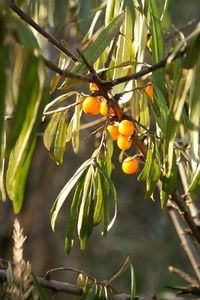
xmin=117 ymin=134 xmax=132 ymax=150
xmin=82 ymin=96 xmax=100 ymax=115
xmin=100 ymin=101 xmax=108 ymax=116
xmin=122 ymin=157 xmax=139 ymax=174
xmin=107 ymin=124 xmax=119 ymax=141
xmin=146 ymin=84 xmax=153 ymax=101
xmin=100 ymin=100 xmax=115 ymax=117
xmin=90 ymin=82 xmax=99 ymax=92
xmin=118 ymin=120 xmax=134 ymax=137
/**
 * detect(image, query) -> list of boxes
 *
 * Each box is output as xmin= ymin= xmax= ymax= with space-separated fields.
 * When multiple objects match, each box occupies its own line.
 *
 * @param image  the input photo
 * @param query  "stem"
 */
xmin=8 ymin=0 xmax=78 ymax=62
xmin=168 ymin=206 xmax=200 ymax=282
xmin=109 ymin=48 xmax=186 ymax=87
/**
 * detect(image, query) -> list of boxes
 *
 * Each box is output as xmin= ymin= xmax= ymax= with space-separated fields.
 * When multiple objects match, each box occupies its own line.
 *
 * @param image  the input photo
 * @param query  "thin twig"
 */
xmin=44 ymin=58 xmax=92 ymax=82
xmin=167 ymin=206 xmax=200 ymax=282
xmin=8 ymin=0 xmax=78 ymax=62
xmin=168 ymin=265 xmax=199 ymax=286
xmin=110 ymin=47 xmax=186 ymax=87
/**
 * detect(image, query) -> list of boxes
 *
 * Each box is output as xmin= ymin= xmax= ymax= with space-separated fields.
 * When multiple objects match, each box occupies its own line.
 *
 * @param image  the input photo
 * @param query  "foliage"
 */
xmin=1 ymin=0 xmax=200 ymax=298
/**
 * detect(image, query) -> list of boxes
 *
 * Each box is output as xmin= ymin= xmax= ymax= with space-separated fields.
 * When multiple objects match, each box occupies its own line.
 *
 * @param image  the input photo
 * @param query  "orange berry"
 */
xmin=122 ymin=157 xmax=139 ymax=174
xmin=82 ymin=96 xmax=100 ymax=115
xmin=107 ymin=124 xmax=119 ymax=141
xmin=100 ymin=101 xmax=108 ymax=116
xmin=118 ymin=120 xmax=134 ymax=137
xmin=90 ymin=82 xmax=99 ymax=91
xmin=146 ymin=84 xmax=153 ymax=101
xmin=117 ymin=134 xmax=132 ymax=150
xmin=100 ymin=101 xmax=115 ymax=117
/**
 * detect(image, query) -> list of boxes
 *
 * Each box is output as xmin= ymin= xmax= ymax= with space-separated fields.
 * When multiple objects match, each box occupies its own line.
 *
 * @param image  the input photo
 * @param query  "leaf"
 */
xmin=105 ymin=0 xmax=115 ymax=26
xmin=138 ymin=139 xmax=153 ymax=181
xmin=164 ymin=68 xmax=193 ymax=177
xmin=32 ymin=273 xmax=48 ymax=300
xmin=12 ymin=16 xmax=39 ymax=51
xmin=51 ymin=158 xmax=93 ymax=231
xmin=189 ymin=165 xmax=200 ymax=193
xmin=43 ymin=112 xmax=62 ymax=151
xmin=72 ymin=95 xmax=82 ymax=153
xmin=7 ymin=54 xmax=40 ymax=153
xmin=44 ymin=91 xmax=78 ymax=113
xmin=149 ymin=0 xmax=166 ymax=97
xmin=139 ymin=92 xmax=150 ymax=130
xmin=150 ymin=86 xmax=168 ymax=133
xmin=145 ymin=142 xmax=161 ymax=200
xmin=65 ymin=172 xmax=86 ymax=254
xmin=161 ymin=152 xmax=177 ymax=207
xmin=130 ymin=262 xmax=136 ymax=300
xmin=60 ymin=13 xmax=125 ymax=90
xmin=6 ymin=57 xmax=48 ymax=213
xmin=53 ymin=112 xmax=68 ymax=165
xmin=188 ymin=45 xmax=200 ymax=173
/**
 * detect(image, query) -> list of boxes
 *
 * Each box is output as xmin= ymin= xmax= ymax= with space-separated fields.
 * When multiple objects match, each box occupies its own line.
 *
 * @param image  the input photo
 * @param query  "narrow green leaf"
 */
xmin=149 ymin=0 xmax=166 ymax=97
xmin=130 ymin=262 xmax=136 ymax=300
xmin=93 ymin=173 xmax=103 ymax=225
xmin=12 ymin=16 xmax=39 ymax=51
xmin=161 ymin=152 xmax=177 ymax=207
xmin=60 ymin=13 xmax=125 ymax=90
xmin=53 ymin=112 xmax=68 ymax=165
xmin=138 ymin=139 xmax=153 ymax=181
xmin=65 ymin=172 xmax=86 ymax=254
xmin=139 ymin=92 xmax=150 ymax=130
xmin=188 ymin=47 xmax=200 ymax=173
xmin=6 ymin=57 xmax=48 ymax=213
xmin=32 ymin=273 xmax=48 ymax=300
xmin=150 ymin=86 xmax=168 ymax=133
xmin=164 ymin=68 xmax=193 ymax=177
xmin=51 ymin=158 xmax=93 ymax=231
xmin=105 ymin=0 xmax=115 ymax=26
xmin=43 ymin=112 xmax=62 ymax=151
xmin=7 ymin=54 xmax=40 ymax=153
xmin=189 ymin=165 xmax=200 ymax=193
xmin=72 ymin=95 xmax=82 ymax=153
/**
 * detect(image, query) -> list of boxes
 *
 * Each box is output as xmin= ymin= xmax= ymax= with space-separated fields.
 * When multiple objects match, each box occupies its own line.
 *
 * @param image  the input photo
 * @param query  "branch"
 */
xmin=110 ymin=47 xmax=186 ymax=87
xmin=167 ymin=205 xmax=200 ymax=282
xmin=44 ymin=58 xmax=92 ymax=82
xmin=7 ymin=0 xmax=78 ymax=62
xmin=0 ymin=268 xmax=153 ymax=300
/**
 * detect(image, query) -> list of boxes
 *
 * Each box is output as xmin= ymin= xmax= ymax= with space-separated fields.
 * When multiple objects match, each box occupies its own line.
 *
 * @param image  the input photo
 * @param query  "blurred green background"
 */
xmin=1 ymin=1 xmax=200 ymax=299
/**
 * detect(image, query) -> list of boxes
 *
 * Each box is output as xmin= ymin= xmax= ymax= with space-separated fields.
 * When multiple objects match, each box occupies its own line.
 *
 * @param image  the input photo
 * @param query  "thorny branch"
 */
xmin=0 ymin=268 xmax=154 ymax=300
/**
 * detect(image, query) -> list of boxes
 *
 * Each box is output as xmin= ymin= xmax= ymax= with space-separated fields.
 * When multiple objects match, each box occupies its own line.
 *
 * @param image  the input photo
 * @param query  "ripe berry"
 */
xmin=107 ymin=124 xmax=119 ymax=141
xmin=100 ymin=100 xmax=115 ymax=117
xmin=122 ymin=157 xmax=139 ymax=174
xmin=117 ymin=134 xmax=132 ymax=150
xmin=90 ymin=82 xmax=99 ymax=91
xmin=82 ymin=96 xmax=100 ymax=115
xmin=146 ymin=84 xmax=153 ymax=101
xmin=118 ymin=120 xmax=134 ymax=137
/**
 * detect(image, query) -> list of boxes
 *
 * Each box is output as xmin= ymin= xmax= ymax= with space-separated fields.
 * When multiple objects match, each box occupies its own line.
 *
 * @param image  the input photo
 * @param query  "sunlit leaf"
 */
xmin=43 ymin=112 xmax=62 ymax=151
xmin=149 ymin=0 xmax=166 ymax=97
xmin=65 ymin=172 xmax=86 ymax=254
xmin=6 ymin=57 xmax=47 ymax=213
xmin=60 ymin=13 xmax=125 ymax=90
xmin=72 ymin=95 xmax=82 ymax=153
xmin=51 ymin=158 xmax=94 ymax=231
xmin=164 ymin=68 xmax=193 ymax=177
xmin=53 ymin=112 xmax=68 ymax=165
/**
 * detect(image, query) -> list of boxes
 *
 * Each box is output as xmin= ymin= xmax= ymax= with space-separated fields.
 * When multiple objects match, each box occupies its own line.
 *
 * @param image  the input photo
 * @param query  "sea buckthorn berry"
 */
xmin=90 ymin=82 xmax=99 ymax=91
xmin=100 ymin=101 xmax=108 ymax=116
xmin=146 ymin=84 xmax=153 ymax=101
xmin=82 ymin=96 xmax=100 ymax=115
xmin=107 ymin=124 xmax=119 ymax=141
xmin=122 ymin=157 xmax=139 ymax=174
xmin=118 ymin=120 xmax=134 ymax=137
xmin=100 ymin=100 xmax=115 ymax=117
xmin=117 ymin=134 xmax=132 ymax=150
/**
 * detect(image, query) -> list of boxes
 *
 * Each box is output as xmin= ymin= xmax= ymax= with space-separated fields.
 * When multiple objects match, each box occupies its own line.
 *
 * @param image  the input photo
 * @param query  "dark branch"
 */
xmin=110 ymin=48 xmax=186 ymax=87
xmin=0 ymin=268 xmax=153 ymax=300
xmin=7 ymin=0 xmax=78 ymax=62
xmin=44 ymin=58 xmax=92 ymax=82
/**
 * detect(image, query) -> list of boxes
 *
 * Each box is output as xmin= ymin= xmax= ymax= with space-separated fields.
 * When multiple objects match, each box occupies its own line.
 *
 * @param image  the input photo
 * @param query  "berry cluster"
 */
xmin=82 ymin=83 xmax=140 ymax=175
